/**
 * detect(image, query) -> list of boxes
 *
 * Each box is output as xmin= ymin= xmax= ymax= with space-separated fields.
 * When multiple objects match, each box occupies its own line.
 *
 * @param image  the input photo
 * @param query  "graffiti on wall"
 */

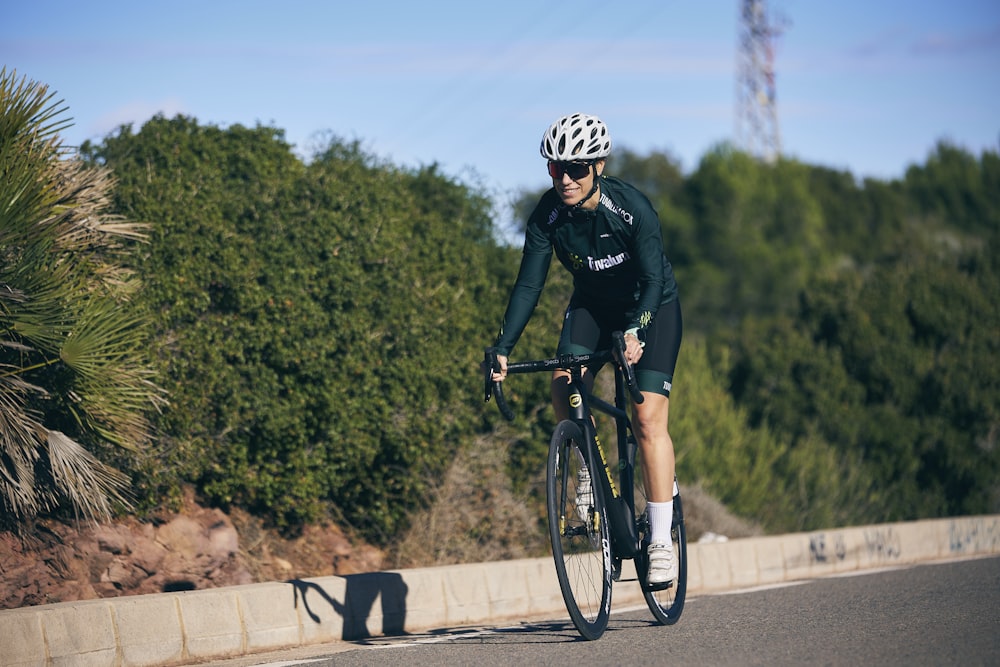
xmin=863 ymin=526 xmax=901 ymax=561
xmin=809 ymin=532 xmax=847 ymax=564
xmin=949 ymin=518 xmax=1000 ymax=554
xmin=804 ymin=517 xmax=999 ymax=567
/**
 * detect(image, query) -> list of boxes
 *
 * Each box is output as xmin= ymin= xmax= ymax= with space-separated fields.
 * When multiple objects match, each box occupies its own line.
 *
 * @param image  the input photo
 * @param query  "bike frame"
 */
xmin=485 ymin=335 xmax=644 ymax=562
xmin=563 ymin=363 xmax=641 ymax=560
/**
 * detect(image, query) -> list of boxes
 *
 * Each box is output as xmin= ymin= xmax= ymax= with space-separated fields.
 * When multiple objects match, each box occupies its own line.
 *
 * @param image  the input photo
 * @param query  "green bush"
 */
xmin=83 ymin=116 xmax=510 ymax=540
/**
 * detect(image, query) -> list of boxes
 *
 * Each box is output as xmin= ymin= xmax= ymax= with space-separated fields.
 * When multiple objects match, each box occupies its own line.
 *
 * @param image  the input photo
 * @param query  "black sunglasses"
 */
xmin=547 ymin=160 xmax=594 ymax=180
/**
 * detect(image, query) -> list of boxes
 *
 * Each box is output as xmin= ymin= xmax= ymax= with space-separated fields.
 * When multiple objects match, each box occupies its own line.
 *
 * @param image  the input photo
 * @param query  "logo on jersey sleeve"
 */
xmin=599 ymin=192 xmax=635 ymax=225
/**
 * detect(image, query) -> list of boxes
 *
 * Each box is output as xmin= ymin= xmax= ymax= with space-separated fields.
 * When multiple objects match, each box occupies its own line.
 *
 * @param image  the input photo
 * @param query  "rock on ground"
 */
xmin=0 ymin=493 xmax=382 ymax=609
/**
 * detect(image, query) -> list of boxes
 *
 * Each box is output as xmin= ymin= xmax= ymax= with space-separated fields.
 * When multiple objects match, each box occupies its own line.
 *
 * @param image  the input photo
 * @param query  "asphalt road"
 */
xmin=212 ymin=555 xmax=1000 ymax=667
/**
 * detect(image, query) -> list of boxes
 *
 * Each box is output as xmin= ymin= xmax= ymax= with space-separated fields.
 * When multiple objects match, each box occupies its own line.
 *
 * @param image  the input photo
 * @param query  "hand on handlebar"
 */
xmin=480 ymin=353 xmax=508 ymax=382
xmin=623 ymin=331 xmax=644 ymax=365
xmin=492 ymin=354 xmax=508 ymax=382
xmin=612 ymin=331 xmax=645 ymax=405
xmin=483 ymin=347 xmax=515 ymax=420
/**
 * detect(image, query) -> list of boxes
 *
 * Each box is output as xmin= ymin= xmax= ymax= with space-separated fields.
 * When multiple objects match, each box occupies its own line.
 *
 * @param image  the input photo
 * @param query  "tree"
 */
xmin=679 ymin=145 xmax=828 ymax=333
xmin=0 ymin=69 xmax=161 ymax=526
xmin=904 ymin=140 xmax=1000 ymax=236
xmin=726 ymin=240 xmax=1000 ymax=521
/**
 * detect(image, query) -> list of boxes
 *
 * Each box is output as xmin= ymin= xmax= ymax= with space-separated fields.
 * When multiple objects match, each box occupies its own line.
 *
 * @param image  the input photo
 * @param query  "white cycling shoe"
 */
xmin=646 ymin=542 xmax=677 ymax=587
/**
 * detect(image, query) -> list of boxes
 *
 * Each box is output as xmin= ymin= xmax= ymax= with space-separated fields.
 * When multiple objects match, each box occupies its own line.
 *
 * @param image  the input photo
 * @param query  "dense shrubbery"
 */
xmin=687 ymin=143 xmax=1000 ymax=528
xmin=62 ymin=111 xmax=997 ymax=542
xmin=80 ymin=116 xmax=519 ymax=539
xmin=725 ymin=240 xmax=1000 ymax=522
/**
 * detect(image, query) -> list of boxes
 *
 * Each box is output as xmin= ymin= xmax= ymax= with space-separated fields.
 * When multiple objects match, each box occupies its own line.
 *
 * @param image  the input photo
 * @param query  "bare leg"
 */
xmin=632 ymin=392 xmax=674 ymax=503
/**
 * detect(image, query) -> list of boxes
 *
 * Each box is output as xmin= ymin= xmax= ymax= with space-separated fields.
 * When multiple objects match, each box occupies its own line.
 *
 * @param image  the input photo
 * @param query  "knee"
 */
xmin=633 ymin=414 xmax=667 ymax=440
xmin=632 ymin=400 xmax=670 ymax=439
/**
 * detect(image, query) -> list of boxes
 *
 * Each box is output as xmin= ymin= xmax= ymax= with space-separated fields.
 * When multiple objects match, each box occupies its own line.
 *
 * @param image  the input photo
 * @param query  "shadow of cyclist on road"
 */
xmin=290 ymin=571 xmax=409 ymax=640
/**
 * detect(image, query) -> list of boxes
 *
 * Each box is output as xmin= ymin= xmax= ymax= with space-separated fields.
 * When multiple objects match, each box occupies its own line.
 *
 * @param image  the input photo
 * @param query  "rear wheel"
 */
xmin=633 ymin=466 xmax=687 ymax=624
xmin=547 ymin=420 xmax=612 ymax=640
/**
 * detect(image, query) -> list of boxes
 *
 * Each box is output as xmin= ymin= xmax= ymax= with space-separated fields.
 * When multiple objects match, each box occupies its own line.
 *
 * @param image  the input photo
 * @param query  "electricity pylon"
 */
xmin=736 ymin=0 xmax=784 ymax=162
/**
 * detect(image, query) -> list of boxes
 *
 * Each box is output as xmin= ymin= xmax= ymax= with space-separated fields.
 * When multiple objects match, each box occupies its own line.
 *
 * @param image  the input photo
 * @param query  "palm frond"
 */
xmin=0 ymin=69 xmax=69 ymax=248
xmin=46 ymin=429 xmax=132 ymax=517
xmin=1 ymin=67 xmax=162 ymax=524
xmin=0 ymin=66 xmax=72 ymax=145
xmin=0 ymin=374 xmax=47 ymax=517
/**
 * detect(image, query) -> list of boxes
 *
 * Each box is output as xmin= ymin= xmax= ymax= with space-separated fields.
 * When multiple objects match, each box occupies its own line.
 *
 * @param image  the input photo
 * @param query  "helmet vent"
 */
xmin=539 ymin=113 xmax=612 ymax=161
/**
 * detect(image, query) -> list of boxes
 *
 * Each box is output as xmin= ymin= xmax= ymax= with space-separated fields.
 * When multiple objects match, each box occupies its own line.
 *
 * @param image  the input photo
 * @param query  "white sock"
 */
xmin=648 ymin=501 xmax=673 ymax=545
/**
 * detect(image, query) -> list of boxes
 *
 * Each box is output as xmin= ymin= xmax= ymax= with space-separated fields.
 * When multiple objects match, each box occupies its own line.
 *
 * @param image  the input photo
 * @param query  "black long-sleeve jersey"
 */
xmin=494 ymin=175 xmax=678 ymax=356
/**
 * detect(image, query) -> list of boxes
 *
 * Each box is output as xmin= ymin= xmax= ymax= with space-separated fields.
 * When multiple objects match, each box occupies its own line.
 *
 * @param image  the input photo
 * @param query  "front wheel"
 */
xmin=547 ymin=420 xmax=612 ymax=640
xmin=635 ymin=478 xmax=688 ymax=624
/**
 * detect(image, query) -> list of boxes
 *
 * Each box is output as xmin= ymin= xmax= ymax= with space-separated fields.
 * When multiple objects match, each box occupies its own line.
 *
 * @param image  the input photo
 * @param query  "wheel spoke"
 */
xmin=547 ymin=421 xmax=611 ymax=640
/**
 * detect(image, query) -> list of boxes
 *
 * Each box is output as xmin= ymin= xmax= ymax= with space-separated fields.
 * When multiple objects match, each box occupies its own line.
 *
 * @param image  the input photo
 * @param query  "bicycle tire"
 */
xmin=633 ymin=468 xmax=687 ymax=624
xmin=547 ymin=420 xmax=612 ymax=640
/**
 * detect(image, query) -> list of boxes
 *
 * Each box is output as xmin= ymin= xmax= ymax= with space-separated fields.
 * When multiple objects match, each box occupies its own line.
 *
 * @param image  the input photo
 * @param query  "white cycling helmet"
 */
xmin=540 ymin=113 xmax=612 ymax=161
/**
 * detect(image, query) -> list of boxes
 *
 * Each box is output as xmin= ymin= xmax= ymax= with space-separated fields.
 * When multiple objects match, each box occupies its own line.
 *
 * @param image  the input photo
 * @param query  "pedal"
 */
xmin=646 ymin=580 xmax=675 ymax=592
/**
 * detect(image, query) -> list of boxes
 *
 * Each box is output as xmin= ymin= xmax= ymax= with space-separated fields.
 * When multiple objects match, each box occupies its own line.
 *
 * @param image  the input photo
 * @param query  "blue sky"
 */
xmin=5 ymin=0 xmax=999 ymax=218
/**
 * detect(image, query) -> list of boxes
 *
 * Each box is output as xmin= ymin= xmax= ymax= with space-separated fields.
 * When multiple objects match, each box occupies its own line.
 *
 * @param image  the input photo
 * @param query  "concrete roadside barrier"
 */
xmin=3 ymin=515 xmax=998 ymax=666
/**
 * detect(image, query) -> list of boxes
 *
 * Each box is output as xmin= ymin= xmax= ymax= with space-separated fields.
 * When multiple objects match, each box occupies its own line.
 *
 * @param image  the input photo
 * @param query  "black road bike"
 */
xmin=484 ymin=332 xmax=687 ymax=640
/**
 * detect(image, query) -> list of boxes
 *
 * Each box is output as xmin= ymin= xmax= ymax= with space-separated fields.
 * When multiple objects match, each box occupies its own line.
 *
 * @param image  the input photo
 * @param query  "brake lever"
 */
xmin=483 ymin=347 xmax=515 ymax=420
xmin=612 ymin=331 xmax=644 ymax=405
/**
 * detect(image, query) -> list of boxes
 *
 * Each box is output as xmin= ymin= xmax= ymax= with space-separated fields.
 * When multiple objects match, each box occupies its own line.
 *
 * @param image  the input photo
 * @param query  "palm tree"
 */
xmin=0 ymin=68 xmax=164 ymax=526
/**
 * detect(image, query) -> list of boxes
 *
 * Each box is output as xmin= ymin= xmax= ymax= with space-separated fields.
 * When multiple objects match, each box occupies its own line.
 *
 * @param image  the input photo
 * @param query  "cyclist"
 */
xmin=489 ymin=113 xmax=682 ymax=587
